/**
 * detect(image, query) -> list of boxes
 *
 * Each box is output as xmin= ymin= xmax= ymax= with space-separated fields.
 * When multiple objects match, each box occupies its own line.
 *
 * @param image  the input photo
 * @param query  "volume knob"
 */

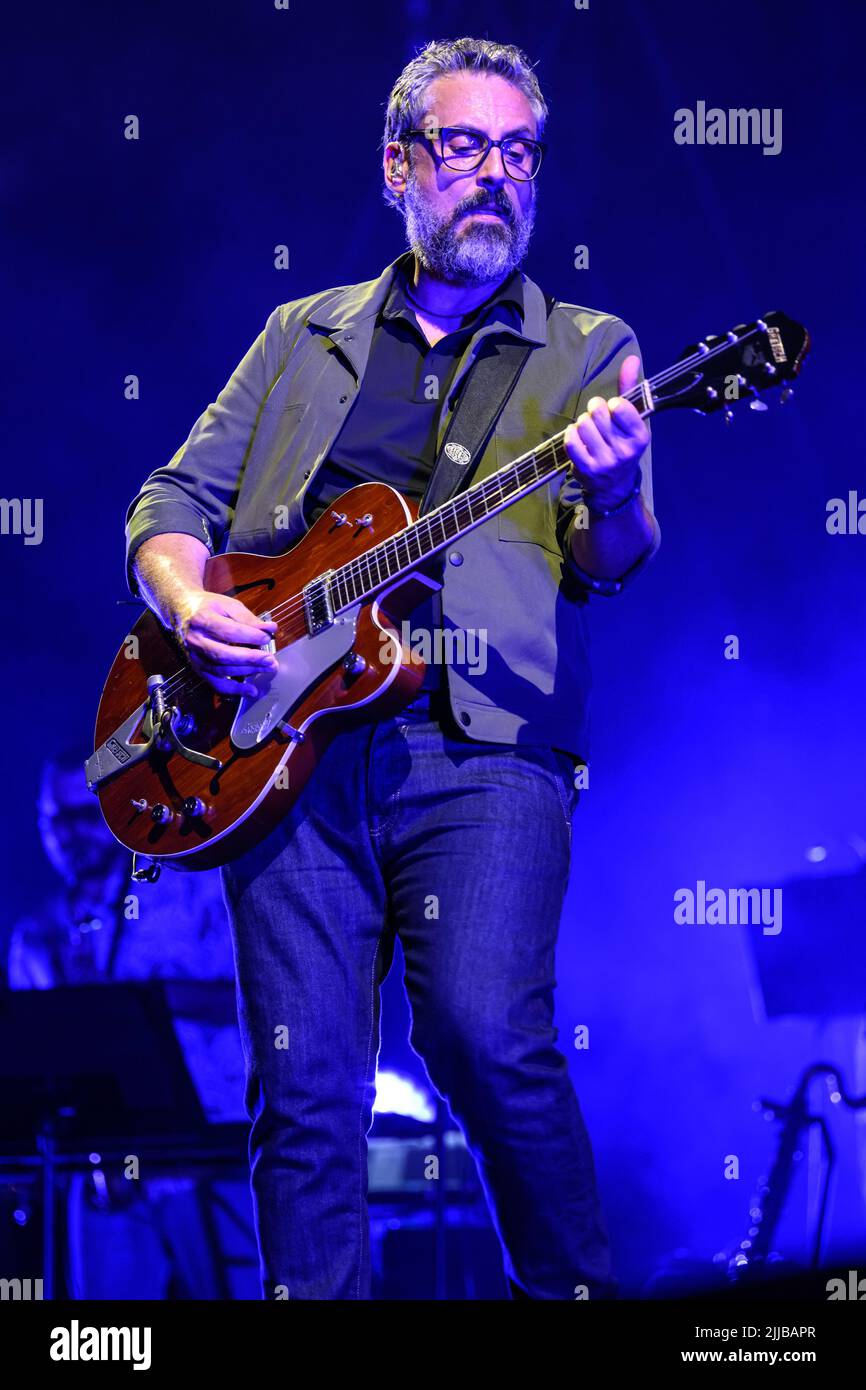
xmin=342 ymin=650 xmax=367 ymax=676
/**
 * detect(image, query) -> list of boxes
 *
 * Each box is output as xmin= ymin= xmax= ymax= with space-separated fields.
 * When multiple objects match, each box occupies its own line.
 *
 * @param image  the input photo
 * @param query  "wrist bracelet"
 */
xmin=582 ymin=466 xmax=642 ymax=519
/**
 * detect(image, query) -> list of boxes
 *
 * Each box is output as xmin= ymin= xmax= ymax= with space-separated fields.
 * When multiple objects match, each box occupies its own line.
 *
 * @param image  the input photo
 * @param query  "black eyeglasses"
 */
xmin=404 ymin=125 xmax=545 ymax=181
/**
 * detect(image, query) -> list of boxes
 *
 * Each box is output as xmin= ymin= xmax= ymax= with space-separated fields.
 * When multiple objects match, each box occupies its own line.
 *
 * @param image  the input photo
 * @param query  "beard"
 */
xmin=402 ymin=168 xmax=536 ymax=287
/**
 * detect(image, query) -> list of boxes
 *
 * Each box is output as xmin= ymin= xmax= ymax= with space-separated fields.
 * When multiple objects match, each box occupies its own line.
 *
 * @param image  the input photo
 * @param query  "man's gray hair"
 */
xmin=381 ymin=36 xmax=549 ymax=212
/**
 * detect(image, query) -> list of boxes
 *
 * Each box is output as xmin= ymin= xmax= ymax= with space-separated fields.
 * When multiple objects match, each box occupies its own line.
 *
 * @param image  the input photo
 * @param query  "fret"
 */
xmin=360 ymin=553 xmax=375 ymax=593
xmin=395 ymin=530 xmax=411 ymax=571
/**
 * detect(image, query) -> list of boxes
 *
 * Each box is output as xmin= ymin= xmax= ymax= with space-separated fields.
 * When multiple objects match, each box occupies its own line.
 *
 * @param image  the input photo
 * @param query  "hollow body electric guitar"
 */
xmin=88 ymin=312 xmax=809 ymax=873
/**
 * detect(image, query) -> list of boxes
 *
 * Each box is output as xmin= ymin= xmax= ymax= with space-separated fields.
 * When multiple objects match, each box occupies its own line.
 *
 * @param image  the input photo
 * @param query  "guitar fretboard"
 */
xmin=329 ymin=427 xmax=577 ymax=612
xmin=323 ymin=317 xmax=772 ymax=614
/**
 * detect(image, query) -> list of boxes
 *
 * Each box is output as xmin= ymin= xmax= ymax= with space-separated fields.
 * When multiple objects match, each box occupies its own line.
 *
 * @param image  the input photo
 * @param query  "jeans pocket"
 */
xmin=544 ymin=748 xmax=580 ymax=830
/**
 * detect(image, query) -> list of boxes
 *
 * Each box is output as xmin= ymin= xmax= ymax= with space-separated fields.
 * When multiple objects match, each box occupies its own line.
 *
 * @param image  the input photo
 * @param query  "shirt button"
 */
xmin=344 ymin=333 xmax=354 ymax=341
xmin=459 ymin=711 xmax=471 ymax=726
xmin=303 ymin=470 xmax=312 ymax=479
xmin=448 ymin=551 xmax=463 ymax=566
xmin=339 ymin=394 xmax=348 ymax=403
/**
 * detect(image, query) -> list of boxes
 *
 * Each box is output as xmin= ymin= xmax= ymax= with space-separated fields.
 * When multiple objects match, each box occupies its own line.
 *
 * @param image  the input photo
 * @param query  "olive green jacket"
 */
xmin=126 ymin=251 xmax=660 ymax=759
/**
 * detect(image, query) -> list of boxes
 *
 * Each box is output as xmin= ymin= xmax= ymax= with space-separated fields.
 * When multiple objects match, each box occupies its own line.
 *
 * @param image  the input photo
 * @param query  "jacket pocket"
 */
xmin=495 ymin=410 xmax=574 ymax=554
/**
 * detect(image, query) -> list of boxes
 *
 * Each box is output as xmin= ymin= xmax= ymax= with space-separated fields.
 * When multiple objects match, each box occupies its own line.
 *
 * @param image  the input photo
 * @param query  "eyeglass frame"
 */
xmin=402 ymin=124 xmax=546 ymax=181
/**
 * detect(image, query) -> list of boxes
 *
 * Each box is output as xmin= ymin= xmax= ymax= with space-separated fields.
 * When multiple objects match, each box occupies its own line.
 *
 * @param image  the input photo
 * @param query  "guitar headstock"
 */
xmin=649 ymin=311 xmax=810 ymax=416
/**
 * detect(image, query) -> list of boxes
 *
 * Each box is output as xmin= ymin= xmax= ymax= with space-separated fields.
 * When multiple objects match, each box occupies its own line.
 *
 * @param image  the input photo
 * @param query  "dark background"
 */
xmin=2 ymin=0 xmax=865 ymax=1290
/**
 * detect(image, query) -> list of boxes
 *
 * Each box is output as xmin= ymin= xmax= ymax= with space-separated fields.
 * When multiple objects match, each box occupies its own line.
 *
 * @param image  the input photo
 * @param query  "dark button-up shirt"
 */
xmin=302 ymin=258 xmax=524 ymax=690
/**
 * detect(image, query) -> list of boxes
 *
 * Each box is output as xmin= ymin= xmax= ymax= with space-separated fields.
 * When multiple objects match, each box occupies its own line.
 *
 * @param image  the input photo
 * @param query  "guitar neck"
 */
xmin=329 ymin=423 xmax=580 ymax=613
xmin=327 ymin=313 xmax=805 ymax=614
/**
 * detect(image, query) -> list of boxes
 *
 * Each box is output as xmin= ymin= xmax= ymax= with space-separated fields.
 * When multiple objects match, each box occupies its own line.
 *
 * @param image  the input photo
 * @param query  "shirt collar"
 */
xmin=381 ymin=250 xmax=525 ymax=332
xmin=303 ymin=251 xmax=548 ymax=384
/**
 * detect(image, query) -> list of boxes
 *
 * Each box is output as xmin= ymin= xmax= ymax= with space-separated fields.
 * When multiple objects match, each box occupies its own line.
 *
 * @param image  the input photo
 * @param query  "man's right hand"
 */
xmin=173 ymin=589 xmax=279 ymax=699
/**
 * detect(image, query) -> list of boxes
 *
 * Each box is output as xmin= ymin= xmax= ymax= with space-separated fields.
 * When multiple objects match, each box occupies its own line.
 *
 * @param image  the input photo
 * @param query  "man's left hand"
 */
xmin=564 ymin=355 xmax=651 ymax=508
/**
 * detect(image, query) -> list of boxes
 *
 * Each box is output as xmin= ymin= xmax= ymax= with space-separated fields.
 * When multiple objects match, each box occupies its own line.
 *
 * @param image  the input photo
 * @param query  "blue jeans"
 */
xmin=221 ymin=690 xmax=614 ymax=1300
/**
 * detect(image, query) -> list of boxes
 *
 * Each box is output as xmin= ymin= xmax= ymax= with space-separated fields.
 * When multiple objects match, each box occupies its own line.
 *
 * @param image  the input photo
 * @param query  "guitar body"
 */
xmin=93 ymin=483 xmax=433 ymax=870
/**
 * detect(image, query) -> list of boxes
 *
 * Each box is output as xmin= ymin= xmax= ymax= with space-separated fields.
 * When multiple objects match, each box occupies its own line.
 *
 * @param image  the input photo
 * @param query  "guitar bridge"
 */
xmin=303 ymin=571 xmax=336 ymax=635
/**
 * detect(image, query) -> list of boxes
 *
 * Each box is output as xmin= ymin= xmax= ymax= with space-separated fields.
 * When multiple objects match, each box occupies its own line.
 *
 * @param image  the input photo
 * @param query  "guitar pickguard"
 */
xmin=229 ymin=605 xmax=361 ymax=750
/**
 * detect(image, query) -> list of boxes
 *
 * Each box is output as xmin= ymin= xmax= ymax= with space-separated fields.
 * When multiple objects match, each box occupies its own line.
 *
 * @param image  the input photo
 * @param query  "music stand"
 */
xmin=745 ymin=867 xmax=866 ymax=1020
xmin=741 ymin=866 xmax=866 ymax=1269
xmin=0 ymin=982 xmax=209 ymax=1297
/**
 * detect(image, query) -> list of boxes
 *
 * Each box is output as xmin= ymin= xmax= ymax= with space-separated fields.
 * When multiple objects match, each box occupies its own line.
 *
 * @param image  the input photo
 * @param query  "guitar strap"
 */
xmin=418 ymin=290 xmax=557 ymax=518
xmin=415 ymin=291 xmax=557 ymax=649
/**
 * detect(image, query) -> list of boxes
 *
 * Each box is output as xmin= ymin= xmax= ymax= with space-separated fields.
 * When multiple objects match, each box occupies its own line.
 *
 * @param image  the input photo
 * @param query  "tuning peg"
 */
xmin=749 ymin=399 xmax=769 ymax=411
xmin=779 ymin=387 xmax=794 ymax=405
xmin=723 ymin=408 xmax=735 ymax=425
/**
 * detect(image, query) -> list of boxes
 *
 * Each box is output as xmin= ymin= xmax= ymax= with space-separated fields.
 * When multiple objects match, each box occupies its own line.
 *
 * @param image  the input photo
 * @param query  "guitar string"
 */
xmin=153 ymin=422 xmax=583 ymax=708
xmin=219 ymin=324 xmax=768 ymax=627
xmin=151 ymin=325 xmax=771 ymax=707
xmin=161 ymin=323 xmax=764 ymax=672
xmin=152 ymin=325 xmax=768 ymax=706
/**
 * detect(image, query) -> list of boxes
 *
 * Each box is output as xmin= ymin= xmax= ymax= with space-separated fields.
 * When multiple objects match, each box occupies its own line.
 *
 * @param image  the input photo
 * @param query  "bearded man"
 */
xmin=125 ymin=35 xmax=660 ymax=1300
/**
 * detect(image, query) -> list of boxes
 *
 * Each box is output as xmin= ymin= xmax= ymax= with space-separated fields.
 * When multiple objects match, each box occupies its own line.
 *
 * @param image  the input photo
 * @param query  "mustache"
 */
xmin=455 ymin=196 xmax=514 ymax=224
